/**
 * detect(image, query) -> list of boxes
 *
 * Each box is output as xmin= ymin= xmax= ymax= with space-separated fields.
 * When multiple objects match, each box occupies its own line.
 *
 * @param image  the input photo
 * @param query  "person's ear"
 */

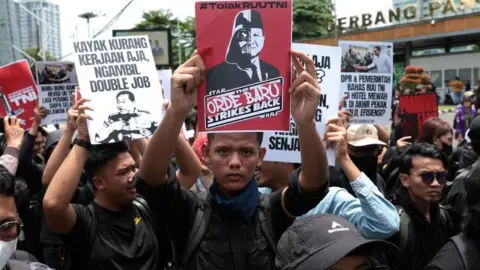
xmin=93 ymin=176 xmax=106 ymax=191
xmin=400 ymin=173 xmax=410 ymax=188
xmin=203 ymin=144 xmax=211 ymax=166
xmin=258 ymin=147 xmax=266 ymax=168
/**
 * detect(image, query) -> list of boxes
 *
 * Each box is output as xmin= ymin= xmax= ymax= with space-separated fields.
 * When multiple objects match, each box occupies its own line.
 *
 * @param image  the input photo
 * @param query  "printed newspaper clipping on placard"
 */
xmin=72 ymin=36 xmax=163 ymax=144
xmin=340 ymin=40 xmax=393 ymax=125
xmin=0 ymin=60 xmax=38 ymax=129
xmin=262 ymin=43 xmax=340 ymax=166
xmin=195 ymin=0 xmax=292 ymax=132
xmin=36 ymin=61 xmax=78 ymax=125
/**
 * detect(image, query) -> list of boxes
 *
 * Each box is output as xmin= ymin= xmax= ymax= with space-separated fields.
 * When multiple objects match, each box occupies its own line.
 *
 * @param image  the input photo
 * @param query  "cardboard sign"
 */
xmin=399 ymin=93 xmax=439 ymax=140
xmin=262 ymin=44 xmax=340 ymax=166
xmin=195 ymin=0 xmax=292 ymax=132
xmin=339 ymin=40 xmax=393 ymax=125
xmin=0 ymin=60 xmax=38 ymax=129
xmin=72 ymin=36 xmax=163 ymax=144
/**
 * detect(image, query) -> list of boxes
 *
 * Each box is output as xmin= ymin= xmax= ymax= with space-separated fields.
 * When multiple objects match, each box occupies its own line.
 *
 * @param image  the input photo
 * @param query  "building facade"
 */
xmin=16 ymin=0 xmax=62 ymax=59
xmin=0 ymin=0 xmax=21 ymax=66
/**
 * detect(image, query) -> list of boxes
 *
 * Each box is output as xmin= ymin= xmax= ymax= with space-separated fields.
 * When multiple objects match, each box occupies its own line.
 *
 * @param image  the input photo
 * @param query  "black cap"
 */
xmin=275 ymin=215 xmax=398 ymax=270
xmin=468 ymin=116 xmax=480 ymax=143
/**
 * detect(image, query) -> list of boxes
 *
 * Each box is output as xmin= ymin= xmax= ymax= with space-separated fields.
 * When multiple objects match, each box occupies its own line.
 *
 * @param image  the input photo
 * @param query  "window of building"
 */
xmin=445 ymin=69 xmax=457 ymax=84
xmin=412 ymin=47 xmax=445 ymax=56
xmin=474 ymin=68 xmax=480 ymax=85
xmin=459 ymin=68 xmax=472 ymax=85
xmin=430 ymin=70 xmax=443 ymax=88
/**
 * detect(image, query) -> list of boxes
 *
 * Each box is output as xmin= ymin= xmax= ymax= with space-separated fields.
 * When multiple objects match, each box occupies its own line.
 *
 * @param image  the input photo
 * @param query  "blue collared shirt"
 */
xmin=259 ymin=172 xmax=400 ymax=239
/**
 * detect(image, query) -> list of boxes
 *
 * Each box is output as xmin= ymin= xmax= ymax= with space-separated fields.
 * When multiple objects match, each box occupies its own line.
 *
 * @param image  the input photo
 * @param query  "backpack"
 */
xmin=394 ymin=205 xmax=454 ymax=256
xmin=63 ymin=196 xmax=174 ymax=270
xmin=450 ymin=233 xmax=480 ymax=270
xmin=173 ymin=191 xmax=276 ymax=269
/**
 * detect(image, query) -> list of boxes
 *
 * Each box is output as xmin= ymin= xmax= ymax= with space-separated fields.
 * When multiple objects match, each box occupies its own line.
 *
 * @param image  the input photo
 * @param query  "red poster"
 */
xmin=195 ymin=1 xmax=292 ymax=132
xmin=0 ymin=60 xmax=37 ymax=129
xmin=399 ymin=93 xmax=439 ymax=140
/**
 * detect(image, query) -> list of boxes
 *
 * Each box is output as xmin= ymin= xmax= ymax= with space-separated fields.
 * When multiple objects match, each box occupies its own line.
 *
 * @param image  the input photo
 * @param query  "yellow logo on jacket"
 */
xmin=134 ymin=217 xmax=141 ymax=225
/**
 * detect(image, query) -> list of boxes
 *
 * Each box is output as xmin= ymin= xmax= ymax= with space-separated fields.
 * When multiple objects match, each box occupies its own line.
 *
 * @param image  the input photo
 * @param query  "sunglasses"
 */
xmin=0 ymin=220 xmax=23 ymax=242
xmin=412 ymin=171 xmax=448 ymax=185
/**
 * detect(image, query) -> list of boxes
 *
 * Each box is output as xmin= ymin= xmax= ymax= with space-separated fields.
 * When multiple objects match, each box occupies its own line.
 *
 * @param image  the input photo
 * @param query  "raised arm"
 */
xmin=42 ymin=97 xmax=78 ymax=187
xmin=2 ymin=116 xmax=25 ymax=174
xmin=175 ymin=134 xmax=202 ymax=189
xmin=139 ymin=54 xmax=205 ymax=186
xmin=43 ymin=98 xmax=92 ymax=234
xmin=290 ymin=51 xmax=328 ymax=192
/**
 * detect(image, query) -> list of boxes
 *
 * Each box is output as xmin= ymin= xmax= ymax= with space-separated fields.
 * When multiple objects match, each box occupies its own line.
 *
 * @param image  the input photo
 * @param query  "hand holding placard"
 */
xmin=325 ymin=120 xmax=348 ymax=161
xmin=290 ymin=50 xmax=321 ymax=126
xmin=171 ymin=54 xmax=205 ymax=117
xmin=76 ymin=98 xmax=93 ymax=141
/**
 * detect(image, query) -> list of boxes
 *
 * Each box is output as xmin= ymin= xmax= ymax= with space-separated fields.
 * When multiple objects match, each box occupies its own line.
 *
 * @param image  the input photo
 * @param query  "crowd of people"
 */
xmin=1 ymin=51 xmax=480 ymax=270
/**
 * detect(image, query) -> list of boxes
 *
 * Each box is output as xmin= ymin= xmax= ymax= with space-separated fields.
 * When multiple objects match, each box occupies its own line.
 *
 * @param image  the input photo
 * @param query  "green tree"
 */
xmin=293 ymin=0 xmax=335 ymax=41
xmin=134 ymin=9 xmax=196 ymax=69
xmin=24 ymin=47 xmax=56 ymax=61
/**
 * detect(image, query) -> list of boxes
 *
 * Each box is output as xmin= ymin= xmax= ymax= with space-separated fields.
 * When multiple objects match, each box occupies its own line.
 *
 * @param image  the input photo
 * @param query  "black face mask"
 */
xmin=350 ymin=155 xmax=379 ymax=177
xmin=442 ymin=143 xmax=453 ymax=156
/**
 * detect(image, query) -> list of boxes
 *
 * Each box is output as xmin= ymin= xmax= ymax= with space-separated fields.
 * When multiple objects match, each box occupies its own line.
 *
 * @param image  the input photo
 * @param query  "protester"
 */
xmin=275 ymin=215 xmax=398 ymax=270
xmin=330 ymin=124 xmax=387 ymax=196
xmin=389 ymin=143 xmax=454 ymax=270
xmin=0 ymin=116 xmax=53 ymax=269
xmin=454 ymin=91 xmax=476 ymax=145
xmin=137 ymin=50 xmax=330 ymax=269
xmin=425 ymin=162 xmax=480 ymax=270
xmin=417 ymin=118 xmax=453 ymax=158
xmin=258 ymin=120 xmax=399 ymax=239
xmin=449 ymin=77 xmax=464 ymax=105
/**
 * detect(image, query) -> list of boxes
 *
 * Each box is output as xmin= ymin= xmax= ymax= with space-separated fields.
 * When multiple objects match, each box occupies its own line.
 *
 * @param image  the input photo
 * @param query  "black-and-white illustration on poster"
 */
xmin=36 ymin=61 xmax=78 ymax=85
xmin=72 ymin=36 xmax=164 ymax=144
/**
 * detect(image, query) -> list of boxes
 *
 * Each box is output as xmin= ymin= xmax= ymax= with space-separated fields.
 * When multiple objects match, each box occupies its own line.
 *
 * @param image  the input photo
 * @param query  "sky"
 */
xmin=50 ymin=0 xmax=393 ymax=61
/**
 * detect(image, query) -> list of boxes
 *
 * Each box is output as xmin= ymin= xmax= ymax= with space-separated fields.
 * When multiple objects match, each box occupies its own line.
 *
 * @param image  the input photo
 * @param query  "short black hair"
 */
xmin=207 ymin=132 xmax=264 ymax=146
xmin=374 ymin=46 xmax=381 ymax=51
xmin=0 ymin=165 xmax=27 ymax=208
xmin=398 ymin=143 xmax=447 ymax=174
xmin=116 ymin=91 xmax=135 ymax=102
xmin=85 ymin=141 xmax=130 ymax=181
xmin=185 ymin=109 xmax=198 ymax=129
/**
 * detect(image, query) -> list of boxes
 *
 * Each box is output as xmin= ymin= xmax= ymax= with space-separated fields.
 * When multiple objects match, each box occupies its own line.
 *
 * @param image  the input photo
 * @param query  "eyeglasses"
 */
xmin=412 ymin=171 xmax=448 ymax=185
xmin=0 ymin=220 xmax=23 ymax=242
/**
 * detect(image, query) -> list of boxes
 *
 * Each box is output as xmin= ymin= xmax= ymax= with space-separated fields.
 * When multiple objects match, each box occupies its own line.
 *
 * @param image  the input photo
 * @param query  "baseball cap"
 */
xmin=347 ymin=124 xmax=387 ymax=147
xmin=275 ymin=215 xmax=398 ymax=270
xmin=468 ymin=116 xmax=480 ymax=143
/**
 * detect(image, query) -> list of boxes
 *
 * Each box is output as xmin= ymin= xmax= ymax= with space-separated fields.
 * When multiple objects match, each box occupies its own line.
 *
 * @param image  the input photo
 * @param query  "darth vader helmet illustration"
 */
xmin=226 ymin=9 xmax=265 ymax=67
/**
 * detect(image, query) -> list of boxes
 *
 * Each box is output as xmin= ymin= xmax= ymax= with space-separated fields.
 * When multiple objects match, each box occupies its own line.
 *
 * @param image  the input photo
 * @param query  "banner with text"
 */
xmin=72 ymin=36 xmax=163 ymax=144
xmin=195 ymin=0 xmax=292 ymax=132
xmin=399 ymin=93 xmax=438 ymax=141
xmin=262 ymin=44 xmax=340 ymax=165
xmin=0 ymin=60 xmax=38 ymax=129
xmin=36 ymin=61 xmax=79 ymax=125
xmin=339 ymin=40 xmax=393 ymax=125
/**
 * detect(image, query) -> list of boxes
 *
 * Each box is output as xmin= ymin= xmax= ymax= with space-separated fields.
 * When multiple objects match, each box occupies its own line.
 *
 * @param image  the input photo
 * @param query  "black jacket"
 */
xmin=390 ymin=187 xmax=453 ymax=270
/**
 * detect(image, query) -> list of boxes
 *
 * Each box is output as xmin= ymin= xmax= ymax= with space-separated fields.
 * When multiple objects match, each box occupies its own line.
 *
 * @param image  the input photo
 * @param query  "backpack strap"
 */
xmin=395 ymin=205 xmax=413 ymax=256
xmin=180 ymin=191 xmax=212 ymax=268
xmin=258 ymin=194 xmax=276 ymax=254
xmin=450 ymin=233 xmax=480 ymax=270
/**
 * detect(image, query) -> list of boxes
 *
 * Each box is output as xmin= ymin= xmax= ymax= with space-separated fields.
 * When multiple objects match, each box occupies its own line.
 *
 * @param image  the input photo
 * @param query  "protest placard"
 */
xmin=195 ymin=0 xmax=292 ymax=132
xmin=399 ymin=93 xmax=439 ymax=140
xmin=36 ymin=61 xmax=79 ymax=125
xmin=262 ymin=44 xmax=340 ymax=165
xmin=0 ymin=60 xmax=38 ymax=129
xmin=72 ymin=36 xmax=163 ymax=144
xmin=339 ymin=41 xmax=393 ymax=125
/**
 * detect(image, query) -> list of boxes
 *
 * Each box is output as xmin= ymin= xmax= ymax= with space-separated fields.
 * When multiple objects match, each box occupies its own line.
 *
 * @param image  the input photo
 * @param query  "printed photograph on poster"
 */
xmin=195 ymin=0 xmax=292 ymax=132
xmin=72 ymin=36 xmax=164 ymax=144
xmin=36 ymin=61 xmax=78 ymax=85
xmin=262 ymin=43 xmax=341 ymax=166
xmin=0 ymin=60 xmax=38 ymax=129
xmin=113 ymin=29 xmax=172 ymax=67
xmin=38 ymin=84 xmax=76 ymax=125
xmin=339 ymin=40 xmax=393 ymax=125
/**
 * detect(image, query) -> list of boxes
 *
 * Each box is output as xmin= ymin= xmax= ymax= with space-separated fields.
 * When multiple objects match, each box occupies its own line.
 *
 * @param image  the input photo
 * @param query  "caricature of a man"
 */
xmin=206 ymin=9 xmax=280 ymax=95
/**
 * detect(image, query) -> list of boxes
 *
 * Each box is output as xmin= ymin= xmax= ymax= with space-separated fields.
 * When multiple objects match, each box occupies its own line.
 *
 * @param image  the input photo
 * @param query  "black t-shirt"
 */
xmin=135 ymin=165 xmax=329 ymax=269
xmin=63 ymin=199 xmax=159 ymax=270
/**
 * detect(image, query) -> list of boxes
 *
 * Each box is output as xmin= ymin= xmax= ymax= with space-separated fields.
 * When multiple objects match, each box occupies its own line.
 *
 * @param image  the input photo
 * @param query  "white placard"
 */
xmin=38 ymin=84 xmax=76 ymax=125
xmin=339 ymin=40 xmax=393 ymax=125
xmin=262 ymin=43 xmax=341 ymax=166
xmin=72 ymin=36 xmax=163 ymax=144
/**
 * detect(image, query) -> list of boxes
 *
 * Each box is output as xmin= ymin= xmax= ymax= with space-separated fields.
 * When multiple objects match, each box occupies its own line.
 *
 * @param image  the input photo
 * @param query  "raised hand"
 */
xmin=290 ymin=50 xmax=321 ymax=126
xmin=170 ymin=52 xmax=205 ymax=117
xmin=396 ymin=136 xmax=412 ymax=148
xmin=32 ymin=99 xmax=48 ymax=124
xmin=66 ymin=93 xmax=79 ymax=132
xmin=324 ymin=121 xmax=349 ymax=161
xmin=75 ymin=99 xmax=93 ymax=141
xmin=4 ymin=116 xmax=25 ymax=149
